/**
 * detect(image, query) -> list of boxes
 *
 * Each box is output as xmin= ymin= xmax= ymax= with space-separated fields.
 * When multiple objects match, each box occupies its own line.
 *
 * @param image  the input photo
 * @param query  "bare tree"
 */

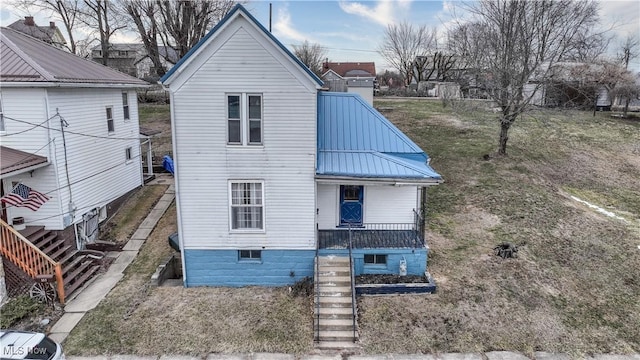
xmin=158 ymin=0 xmax=235 ymax=59
xmin=79 ymin=0 xmax=127 ymax=65
xmin=292 ymin=40 xmax=327 ymax=76
xmin=378 ymin=21 xmax=437 ymax=86
xmin=122 ymin=0 xmax=165 ymax=77
xmin=413 ymin=51 xmax=457 ymax=82
xmin=610 ymin=69 xmax=640 ymax=117
xmin=617 ymin=35 xmax=640 ymax=70
xmin=452 ymin=0 xmax=600 ymax=155
xmin=12 ymin=0 xmax=82 ymax=54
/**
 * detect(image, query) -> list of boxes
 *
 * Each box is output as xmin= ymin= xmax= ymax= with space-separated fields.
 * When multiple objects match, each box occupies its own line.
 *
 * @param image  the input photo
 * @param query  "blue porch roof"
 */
xmin=317 ymin=92 xmax=442 ymax=182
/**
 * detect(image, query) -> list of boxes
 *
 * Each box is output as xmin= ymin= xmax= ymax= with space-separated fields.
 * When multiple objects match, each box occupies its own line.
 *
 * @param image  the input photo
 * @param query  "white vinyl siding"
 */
xmin=169 ymin=16 xmax=317 ymax=250
xmin=0 ymin=88 xmax=61 ymax=229
xmin=46 ymin=88 xmax=142 ymax=227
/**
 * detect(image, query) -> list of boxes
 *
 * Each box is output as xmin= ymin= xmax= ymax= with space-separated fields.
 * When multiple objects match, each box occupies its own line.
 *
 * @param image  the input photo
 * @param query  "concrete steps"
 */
xmin=314 ymin=255 xmax=358 ymax=349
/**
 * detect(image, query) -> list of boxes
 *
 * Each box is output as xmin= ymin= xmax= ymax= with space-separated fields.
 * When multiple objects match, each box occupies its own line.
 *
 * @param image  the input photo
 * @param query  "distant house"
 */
xmin=135 ymin=46 xmax=180 ymax=80
xmin=322 ymin=62 xmax=377 ymax=105
xmin=160 ymin=4 xmax=442 ymax=288
xmin=8 ymin=16 xmax=67 ymax=50
xmin=0 ymin=28 xmax=148 ymax=303
xmin=92 ymin=44 xmax=180 ymax=80
xmin=524 ymin=62 xmax=616 ymax=110
xmin=91 ymin=43 xmax=145 ymax=77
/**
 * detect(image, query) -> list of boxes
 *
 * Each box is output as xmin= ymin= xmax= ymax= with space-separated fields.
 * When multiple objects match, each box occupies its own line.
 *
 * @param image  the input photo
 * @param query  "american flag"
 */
xmin=1 ymin=183 xmax=50 ymax=211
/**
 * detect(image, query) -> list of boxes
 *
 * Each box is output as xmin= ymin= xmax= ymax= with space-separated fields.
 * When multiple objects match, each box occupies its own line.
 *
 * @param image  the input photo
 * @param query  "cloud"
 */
xmin=338 ymin=0 xmax=412 ymax=27
xmin=273 ymin=5 xmax=315 ymax=43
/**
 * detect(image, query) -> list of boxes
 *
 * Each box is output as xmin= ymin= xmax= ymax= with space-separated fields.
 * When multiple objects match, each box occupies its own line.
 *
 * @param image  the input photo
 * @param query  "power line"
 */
xmin=2 ymin=141 xmax=169 ymax=211
xmin=0 ymin=113 xmax=60 ymax=137
xmin=2 ymin=115 xmax=146 ymax=141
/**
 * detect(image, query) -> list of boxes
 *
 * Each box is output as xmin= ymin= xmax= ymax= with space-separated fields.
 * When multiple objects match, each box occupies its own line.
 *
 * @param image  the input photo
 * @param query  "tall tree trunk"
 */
xmin=498 ymin=119 xmax=512 ymax=155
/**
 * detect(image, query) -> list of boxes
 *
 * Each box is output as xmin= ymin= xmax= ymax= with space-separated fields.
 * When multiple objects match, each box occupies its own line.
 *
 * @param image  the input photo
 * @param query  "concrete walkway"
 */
xmin=49 ymin=181 xmax=175 ymax=343
xmin=65 ymin=352 xmax=640 ymax=360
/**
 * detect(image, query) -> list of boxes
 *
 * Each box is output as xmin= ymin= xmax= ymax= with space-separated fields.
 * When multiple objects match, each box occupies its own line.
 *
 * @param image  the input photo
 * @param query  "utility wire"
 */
xmin=2 ymin=115 xmax=146 ymax=141
xmin=2 ymin=141 xmax=169 ymax=211
xmin=0 ymin=113 xmax=60 ymax=137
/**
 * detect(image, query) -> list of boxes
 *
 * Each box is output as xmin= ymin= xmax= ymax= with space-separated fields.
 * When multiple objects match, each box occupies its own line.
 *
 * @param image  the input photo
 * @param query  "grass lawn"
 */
xmin=138 ymin=103 xmax=173 ymax=167
xmin=357 ymin=99 xmax=640 ymax=356
xmin=64 ymin=203 xmax=314 ymax=356
xmin=64 ymin=99 xmax=639 ymax=356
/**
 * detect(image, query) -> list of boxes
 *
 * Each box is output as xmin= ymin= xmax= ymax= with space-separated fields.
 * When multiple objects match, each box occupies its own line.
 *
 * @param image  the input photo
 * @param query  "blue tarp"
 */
xmin=162 ymin=155 xmax=174 ymax=174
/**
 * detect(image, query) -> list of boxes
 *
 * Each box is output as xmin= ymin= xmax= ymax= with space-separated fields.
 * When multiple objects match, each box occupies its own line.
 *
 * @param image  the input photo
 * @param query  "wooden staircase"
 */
xmin=1 ymin=220 xmax=103 ymax=304
xmin=314 ymin=255 xmax=359 ymax=350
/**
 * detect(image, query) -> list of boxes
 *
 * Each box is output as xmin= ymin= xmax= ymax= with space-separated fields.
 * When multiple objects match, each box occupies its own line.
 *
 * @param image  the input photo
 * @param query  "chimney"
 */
xmin=24 ymin=16 xmax=35 ymax=26
xmin=50 ymin=22 xmax=56 ymax=29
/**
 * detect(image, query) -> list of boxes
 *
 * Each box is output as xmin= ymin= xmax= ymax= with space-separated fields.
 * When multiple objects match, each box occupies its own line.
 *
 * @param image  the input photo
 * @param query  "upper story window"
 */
xmin=227 ymin=93 xmax=262 ymax=145
xmin=106 ymin=106 xmax=114 ymax=133
xmin=0 ymin=92 xmax=5 ymax=132
xmin=122 ymin=92 xmax=130 ymax=120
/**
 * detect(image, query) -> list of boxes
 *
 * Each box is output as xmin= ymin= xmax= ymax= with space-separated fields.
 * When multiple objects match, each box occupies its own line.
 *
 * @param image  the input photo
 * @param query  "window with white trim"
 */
xmin=230 ymin=181 xmax=264 ymax=230
xmin=239 ymin=250 xmax=262 ymax=261
xmin=364 ymin=254 xmax=387 ymax=265
xmin=227 ymin=93 xmax=262 ymax=145
xmin=106 ymin=106 xmax=114 ymax=133
xmin=122 ymin=92 xmax=130 ymax=120
xmin=125 ymin=146 xmax=132 ymax=161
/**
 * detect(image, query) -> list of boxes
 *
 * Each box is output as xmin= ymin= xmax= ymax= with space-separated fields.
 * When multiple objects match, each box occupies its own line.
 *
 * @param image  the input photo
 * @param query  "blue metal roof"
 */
xmin=317 ymin=92 xmax=442 ymax=181
xmin=160 ymin=4 xmax=323 ymax=86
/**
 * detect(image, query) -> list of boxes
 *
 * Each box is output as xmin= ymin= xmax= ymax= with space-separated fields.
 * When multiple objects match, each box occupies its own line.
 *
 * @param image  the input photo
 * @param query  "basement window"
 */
xmin=239 ymin=250 xmax=261 ymax=261
xmin=364 ymin=254 xmax=387 ymax=265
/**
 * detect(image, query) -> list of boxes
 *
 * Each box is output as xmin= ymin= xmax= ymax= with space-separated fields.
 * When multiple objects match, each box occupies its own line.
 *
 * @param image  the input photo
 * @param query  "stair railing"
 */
xmin=314 ymin=226 xmax=320 ymax=343
xmin=0 ymin=219 xmax=65 ymax=304
xmin=348 ymin=224 xmax=357 ymax=342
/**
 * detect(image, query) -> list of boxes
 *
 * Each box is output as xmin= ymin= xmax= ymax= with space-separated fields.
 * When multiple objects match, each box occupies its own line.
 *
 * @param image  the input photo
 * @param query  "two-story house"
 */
xmin=161 ymin=4 xmax=442 ymax=289
xmin=0 ymin=28 xmax=148 ymax=303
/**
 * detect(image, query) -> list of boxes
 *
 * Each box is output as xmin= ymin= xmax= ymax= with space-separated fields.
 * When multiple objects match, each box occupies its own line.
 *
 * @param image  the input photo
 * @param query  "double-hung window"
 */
xmin=122 ymin=92 xmax=130 ymax=121
xmin=227 ymin=93 xmax=262 ymax=145
xmin=230 ymin=181 xmax=264 ymax=231
xmin=106 ymin=106 xmax=114 ymax=133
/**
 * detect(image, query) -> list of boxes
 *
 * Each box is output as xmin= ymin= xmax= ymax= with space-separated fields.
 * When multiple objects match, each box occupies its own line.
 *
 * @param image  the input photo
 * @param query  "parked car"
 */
xmin=0 ymin=330 xmax=64 ymax=360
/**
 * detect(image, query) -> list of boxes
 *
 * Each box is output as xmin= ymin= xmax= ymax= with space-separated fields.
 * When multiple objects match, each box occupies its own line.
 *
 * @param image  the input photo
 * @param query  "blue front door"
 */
xmin=340 ymin=185 xmax=363 ymax=226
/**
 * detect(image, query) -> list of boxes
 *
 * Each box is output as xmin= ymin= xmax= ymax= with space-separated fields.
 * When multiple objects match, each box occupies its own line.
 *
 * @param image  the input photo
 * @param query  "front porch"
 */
xmin=317 ymin=217 xmax=428 ymax=276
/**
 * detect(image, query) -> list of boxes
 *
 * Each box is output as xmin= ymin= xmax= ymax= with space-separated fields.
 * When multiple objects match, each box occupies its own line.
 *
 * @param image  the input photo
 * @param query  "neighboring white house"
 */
xmin=0 ymin=27 xmax=148 ymax=246
xmin=321 ymin=62 xmax=377 ymax=105
xmin=160 ymin=4 xmax=442 ymax=287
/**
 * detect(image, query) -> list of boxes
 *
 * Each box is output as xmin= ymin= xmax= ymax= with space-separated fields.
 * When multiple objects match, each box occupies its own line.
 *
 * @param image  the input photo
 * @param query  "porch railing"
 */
xmin=0 ymin=219 xmax=65 ymax=303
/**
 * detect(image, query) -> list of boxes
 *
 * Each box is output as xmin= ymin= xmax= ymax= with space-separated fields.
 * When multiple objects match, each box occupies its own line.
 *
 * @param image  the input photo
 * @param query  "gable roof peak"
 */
xmin=159 ymin=3 xmax=323 ymax=87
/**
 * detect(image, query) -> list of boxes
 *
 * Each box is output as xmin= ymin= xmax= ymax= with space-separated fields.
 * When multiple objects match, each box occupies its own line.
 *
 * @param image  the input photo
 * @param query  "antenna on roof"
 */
xmin=269 ymin=3 xmax=272 ymax=32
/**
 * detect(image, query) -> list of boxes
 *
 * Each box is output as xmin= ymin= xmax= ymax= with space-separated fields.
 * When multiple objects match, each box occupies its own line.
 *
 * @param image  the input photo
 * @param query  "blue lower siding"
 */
xmin=319 ymin=248 xmax=427 ymax=276
xmin=184 ymin=247 xmax=427 ymax=287
xmin=183 ymin=249 xmax=316 ymax=287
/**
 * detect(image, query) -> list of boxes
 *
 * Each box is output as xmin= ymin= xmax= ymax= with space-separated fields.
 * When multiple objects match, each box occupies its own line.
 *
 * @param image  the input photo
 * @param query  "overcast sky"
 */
xmin=1 ymin=0 xmax=639 ymax=72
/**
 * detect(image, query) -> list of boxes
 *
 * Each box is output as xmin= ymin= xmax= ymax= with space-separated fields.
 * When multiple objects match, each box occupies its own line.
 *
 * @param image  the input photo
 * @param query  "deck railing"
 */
xmin=0 ymin=219 xmax=65 ymax=303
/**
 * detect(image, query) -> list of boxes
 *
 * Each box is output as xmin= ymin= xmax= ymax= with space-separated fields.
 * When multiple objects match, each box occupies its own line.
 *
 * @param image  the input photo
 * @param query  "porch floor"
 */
xmin=318 ymin=229 xmax=425 ymax=249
